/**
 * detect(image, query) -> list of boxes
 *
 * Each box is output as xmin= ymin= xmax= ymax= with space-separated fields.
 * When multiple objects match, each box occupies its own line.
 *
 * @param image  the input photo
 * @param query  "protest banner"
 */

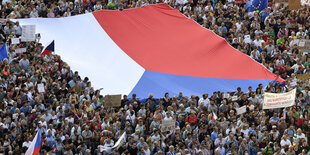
xmin=237 ymin=106 xmax=247 ymax=115
xmin=263 ymin=88 xmax=296 ymax=109
xmin=15 ymin=48 xmax=27 ymax=54
xmin=161 ymin=120 xmax=175 ymax=132
xmin=21 ymin=25 xmax=36 ymax=42
xmin=11 ymin=38 xmax=20 ymax=44
xmin=104 ymin=94 xmax=121 ymax=107
xmin=37 ymin=83 xmax=45 ymax=93
xmin=297 ymin=74 xmax=310 ymax=80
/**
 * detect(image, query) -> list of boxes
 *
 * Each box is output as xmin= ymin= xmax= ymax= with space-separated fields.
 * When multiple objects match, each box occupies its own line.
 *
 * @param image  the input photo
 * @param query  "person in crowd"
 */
xmin=0 ymin=0 xmax=309 ymax=154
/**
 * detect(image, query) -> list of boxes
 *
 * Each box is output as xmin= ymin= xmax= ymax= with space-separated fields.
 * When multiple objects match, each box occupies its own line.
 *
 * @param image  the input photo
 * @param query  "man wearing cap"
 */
xmin=270 ymin=125 xmax=279 ymax=141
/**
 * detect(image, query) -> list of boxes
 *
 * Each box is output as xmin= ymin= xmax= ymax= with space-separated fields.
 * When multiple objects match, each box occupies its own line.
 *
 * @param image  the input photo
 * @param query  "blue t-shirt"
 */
xmin=269 ymin=117 xmax=280 ymax=124
xmin=211 ymin=132 xmax=218 ymax=140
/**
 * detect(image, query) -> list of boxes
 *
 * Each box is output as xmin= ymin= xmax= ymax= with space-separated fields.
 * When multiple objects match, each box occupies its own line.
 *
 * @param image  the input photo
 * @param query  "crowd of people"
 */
xmin=0 ymin=0 xmax=310 ymax=154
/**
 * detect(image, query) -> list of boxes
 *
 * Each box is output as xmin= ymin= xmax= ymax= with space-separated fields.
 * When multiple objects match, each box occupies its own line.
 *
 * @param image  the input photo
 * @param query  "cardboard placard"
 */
xmin=104 ymin=94 xmax=121 ymax=107
xmin=289 ymin=0 xmax=301 ymax=10
xmin=297 ymin=74 xmax=310 ymax=80
xmin=161 ymin=120 xmax=175 ymax=132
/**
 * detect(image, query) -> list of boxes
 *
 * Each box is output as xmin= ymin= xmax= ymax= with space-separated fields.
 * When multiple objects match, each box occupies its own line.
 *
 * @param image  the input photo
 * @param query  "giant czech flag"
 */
xmin=13 ymin=4 xmax=284 ymax=98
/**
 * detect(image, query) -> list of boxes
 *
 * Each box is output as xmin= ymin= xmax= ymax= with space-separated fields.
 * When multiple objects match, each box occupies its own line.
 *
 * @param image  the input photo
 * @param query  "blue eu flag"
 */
xmin=246 ymin=0 xmax=268 ymax=12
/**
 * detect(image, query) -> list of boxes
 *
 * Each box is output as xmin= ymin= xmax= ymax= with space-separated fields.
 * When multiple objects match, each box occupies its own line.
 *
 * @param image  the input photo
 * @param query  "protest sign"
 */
xmin=302 ymin=39 xmax=310 ymax=53
xmin=237 ymin=106 xmax=247 ymax=115
xmin=104 ymin=94 xmax=121 ymax=107
xmin=161 ymin=120 xmax=175 ymax=132
xmin=244 ymin=35 xmax=251 ymax=44
xmin=299 ymin=39 xmax=306 ymax=47
xmin=288 ymin=0 xmax=301 ymax=10
xmin=15 ymin=48 xmax=27 ymax=54
xmin=232 ymin=96 xmax=238 ymax=101
xmin=21 ymin=25 xmax=36 ymax=42
xmin=11 ymin=38 xmax=20 ymax=44
xmin=297 ymin=74 xmax=310 ymax=80
xmin=37 ymin=83 xmax=45 ymax=93
xmin=263 ymin=88 xmax=296 ymax=109
xmin=223 ymin=93 xmax=230 ymax=99
xmin=0 ymin=19 xmax=7 ymax=25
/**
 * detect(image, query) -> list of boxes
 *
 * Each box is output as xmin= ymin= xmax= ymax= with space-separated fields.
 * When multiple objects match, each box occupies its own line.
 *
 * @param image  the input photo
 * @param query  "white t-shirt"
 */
xmin=175 ymin=0 xmax=188 ymax=5
xmin=227 ymin=0 xmax=235 ymax=7
xmin=236 ymin=22 xmax=242 ymax=32
xmin=151 ymin=134 xmax=161 ymax=142
xmin=22 ymin=141 xmax=31 ymax=148
xmin=294 ymin=133 xmax=307 ymax=142
xmin=164 ymin=116 xmax=173 ymax=121
xmin=198 ymin=98 xmax=210 ymax=108
xmin=226 ymin=127 xmax=236 ymax=135
xmin=241 ymin=129 xmax=250 ymax=137
xmin=65 ymin=117 xmax=74 ymax=124
xmin=253 ymin=39 xmax=261 ymax=47
xmin=280 ymin=139 xmax=291 ymax=147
